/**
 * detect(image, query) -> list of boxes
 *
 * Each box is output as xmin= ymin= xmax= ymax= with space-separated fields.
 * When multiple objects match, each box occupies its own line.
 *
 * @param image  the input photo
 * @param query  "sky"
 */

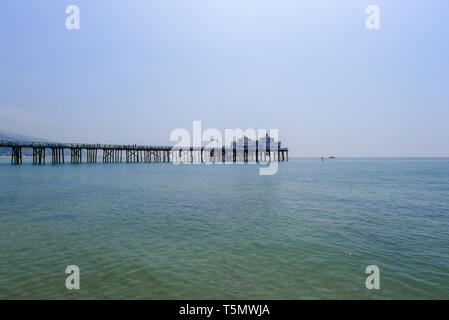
xmin=0 ymin=0 xmax=448 ymax=157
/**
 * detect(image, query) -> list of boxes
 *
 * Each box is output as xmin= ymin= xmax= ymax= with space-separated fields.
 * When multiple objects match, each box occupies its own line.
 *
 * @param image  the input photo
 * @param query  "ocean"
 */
xmin=0 ymin=157 xmax=448 ymax=299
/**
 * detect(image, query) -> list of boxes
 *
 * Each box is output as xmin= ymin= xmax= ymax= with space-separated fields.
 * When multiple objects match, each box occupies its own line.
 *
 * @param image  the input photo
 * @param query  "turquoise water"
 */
xmin=0 ymin=157 xmax=448 ymax=299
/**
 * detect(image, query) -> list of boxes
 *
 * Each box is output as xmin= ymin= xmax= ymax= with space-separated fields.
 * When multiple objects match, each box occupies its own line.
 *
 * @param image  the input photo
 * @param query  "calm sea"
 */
xmin=0 ymin=157 xmax=448 ymax=299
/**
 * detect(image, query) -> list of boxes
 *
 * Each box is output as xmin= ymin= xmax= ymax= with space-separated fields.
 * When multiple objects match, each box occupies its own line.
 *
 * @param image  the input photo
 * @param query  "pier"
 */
xmin=0 ymin=137 xmax=288 ymax=165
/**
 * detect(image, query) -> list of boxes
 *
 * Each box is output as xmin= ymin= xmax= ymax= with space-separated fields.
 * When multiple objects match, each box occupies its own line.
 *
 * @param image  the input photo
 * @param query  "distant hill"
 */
xmin=0 ymin=130 xmax=49 ymax=156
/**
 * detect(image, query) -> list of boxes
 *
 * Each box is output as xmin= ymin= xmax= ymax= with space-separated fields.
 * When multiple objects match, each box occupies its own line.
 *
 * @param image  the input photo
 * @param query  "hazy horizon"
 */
xmin=1 ymin=0 xmax=448 ymax=157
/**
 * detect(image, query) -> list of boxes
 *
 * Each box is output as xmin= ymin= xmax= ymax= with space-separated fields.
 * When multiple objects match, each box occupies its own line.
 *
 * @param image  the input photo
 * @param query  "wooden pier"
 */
xmin=0 ymin=137 xmax=288 ymax=165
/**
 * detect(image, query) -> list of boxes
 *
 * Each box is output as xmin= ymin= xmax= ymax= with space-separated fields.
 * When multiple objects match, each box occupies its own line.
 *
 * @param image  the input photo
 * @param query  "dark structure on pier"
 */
xmin=1 ymin=136 xmax=288 ymax=165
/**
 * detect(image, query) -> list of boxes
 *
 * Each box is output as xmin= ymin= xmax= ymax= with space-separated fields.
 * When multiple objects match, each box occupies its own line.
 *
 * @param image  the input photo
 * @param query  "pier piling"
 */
xmin=87 ymin=149 xmax=97 ymax=163
xmin=11 ymin=147 xmax=22 ymax=164
xmin=51 ymin=148 xmax=64 ymax=164
xmin=71 ymin=148 xmax=82 ymax=163
xmin=32 ymin=147 xmax=45 ymax=164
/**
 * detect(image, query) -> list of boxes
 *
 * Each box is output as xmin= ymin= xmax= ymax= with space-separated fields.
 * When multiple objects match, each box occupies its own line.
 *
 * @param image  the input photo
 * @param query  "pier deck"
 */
xmin=0 ymin=140 xmax=288 ymax=164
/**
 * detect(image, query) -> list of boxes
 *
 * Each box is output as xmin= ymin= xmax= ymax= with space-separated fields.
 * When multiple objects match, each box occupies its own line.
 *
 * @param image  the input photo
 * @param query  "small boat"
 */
xmin=328 ymin=156 xmax=335 ymax=159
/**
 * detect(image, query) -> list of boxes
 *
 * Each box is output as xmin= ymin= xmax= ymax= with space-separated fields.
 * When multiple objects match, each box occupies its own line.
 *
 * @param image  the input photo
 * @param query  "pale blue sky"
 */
xmin=0 ymin=0 xmax=448 ymax=156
